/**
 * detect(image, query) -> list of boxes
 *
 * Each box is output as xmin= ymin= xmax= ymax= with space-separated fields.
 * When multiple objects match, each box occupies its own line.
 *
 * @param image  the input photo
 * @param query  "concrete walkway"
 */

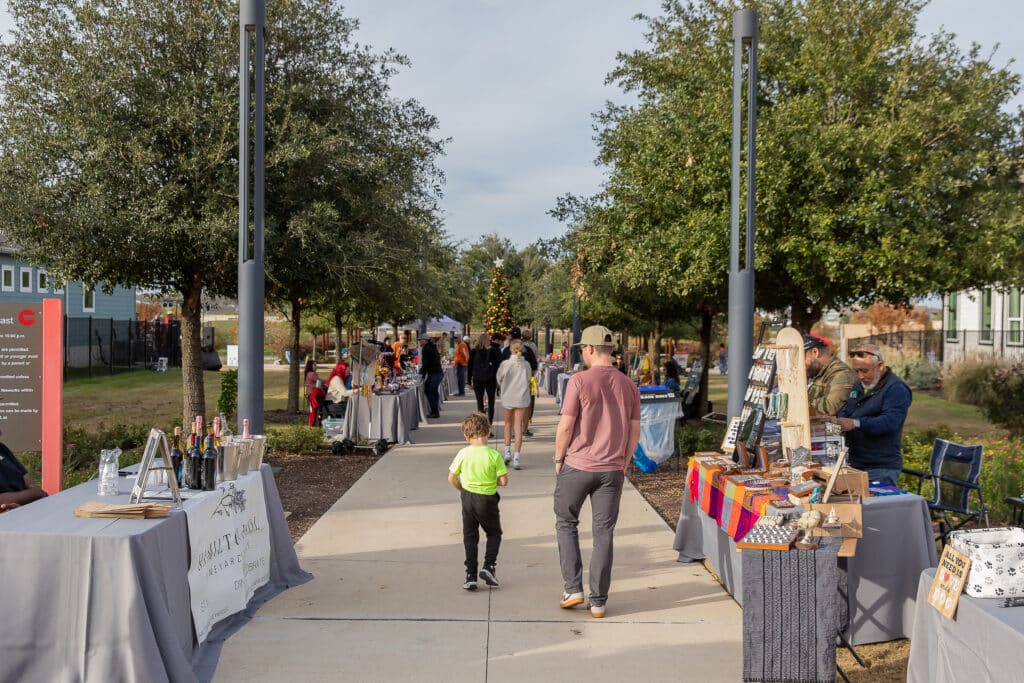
xmin=215 ymin=391 xmax=742 ymax=682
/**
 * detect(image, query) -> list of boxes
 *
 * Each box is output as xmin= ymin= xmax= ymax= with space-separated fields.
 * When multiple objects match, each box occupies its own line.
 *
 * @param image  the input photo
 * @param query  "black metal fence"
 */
xmin=65 ymin=317 xmax=181 ymax=379
xmin=941 ymin=330 xmax=1024 ymax=363
xmin=848 ymin=330 xmax=945 ymax=363
xmin=849 ymin=329 xmax=1024 ymax=364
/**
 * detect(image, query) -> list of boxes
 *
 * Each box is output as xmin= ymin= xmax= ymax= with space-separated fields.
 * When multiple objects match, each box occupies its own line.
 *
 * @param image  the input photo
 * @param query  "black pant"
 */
xmin=462 ymin=489 xmax=502 ymax=573
xmin=425 ymin=371 xmax=443 ymax=415
xmin=473 ymin=378 xmax=497 ymax=424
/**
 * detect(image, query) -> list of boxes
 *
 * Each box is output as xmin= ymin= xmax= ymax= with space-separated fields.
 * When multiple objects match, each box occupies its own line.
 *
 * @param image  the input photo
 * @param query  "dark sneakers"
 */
xmin=479 ymin=565 xmax=499 ymax=587
xmin=463 ymin=572 xmax=478 ymax=591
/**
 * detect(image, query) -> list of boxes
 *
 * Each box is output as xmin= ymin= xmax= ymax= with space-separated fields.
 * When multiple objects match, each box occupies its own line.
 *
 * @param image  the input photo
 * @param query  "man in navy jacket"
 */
xmin=837 ymin=343 xmax=912 ymax=486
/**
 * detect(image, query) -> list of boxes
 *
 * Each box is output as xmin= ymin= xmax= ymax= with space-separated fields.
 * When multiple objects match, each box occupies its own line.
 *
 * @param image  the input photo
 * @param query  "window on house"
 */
xmin=1 ymin=265 xmax=12 ymax=292
xmin=37 ymin=270 xmax=48 ymax=292
xmin=83 ymin=287 xmax=95 ymax=312
xmin=946 ymin=293 xmax=958 ymax=342
xmin=980 ymin=288 xmax=993 ymax=344
xmin=19 ymin=267 xmax=32 ymax=293
xmin=1009 ymin=287 xmax=1022 ymax=346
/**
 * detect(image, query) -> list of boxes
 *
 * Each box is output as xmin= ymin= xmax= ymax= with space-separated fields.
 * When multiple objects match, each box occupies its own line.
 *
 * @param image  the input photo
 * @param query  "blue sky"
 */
xmin=1 ymin=1 xmax=1021 ymax=250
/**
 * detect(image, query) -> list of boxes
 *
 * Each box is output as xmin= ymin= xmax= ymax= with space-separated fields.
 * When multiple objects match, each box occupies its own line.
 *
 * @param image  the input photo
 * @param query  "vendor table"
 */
xmin=556 ymin=372 xmax=572 ymax=405
xmin=907 ymin=568 xmax=1024 ymax=682
xmin=673 ymin=459 xmax=937 ymax=644
xmin=342 ymin=387 xmax=422 ymax=444
xmin=541 ymin=364 xmax=564 ymax=397
xmin=442 ymin=365 xmax=458 ymax=398
xmin=0 ymin=465 xmax=308 ymax=683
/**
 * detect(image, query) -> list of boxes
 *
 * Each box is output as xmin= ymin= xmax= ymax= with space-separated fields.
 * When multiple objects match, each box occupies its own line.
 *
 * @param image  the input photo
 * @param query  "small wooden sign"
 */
xmin=929 ymin=545 xmax=972 ymax=619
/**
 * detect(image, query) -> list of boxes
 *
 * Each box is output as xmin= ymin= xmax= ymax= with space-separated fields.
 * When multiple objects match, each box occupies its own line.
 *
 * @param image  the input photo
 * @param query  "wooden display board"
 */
xmin=773 ymin=327 xmax=810 ymax=451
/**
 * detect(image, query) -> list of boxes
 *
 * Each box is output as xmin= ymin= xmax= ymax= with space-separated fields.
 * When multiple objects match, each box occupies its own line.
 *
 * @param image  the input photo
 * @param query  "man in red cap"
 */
xmin=804 ymin=333 xmax=855 ymax=416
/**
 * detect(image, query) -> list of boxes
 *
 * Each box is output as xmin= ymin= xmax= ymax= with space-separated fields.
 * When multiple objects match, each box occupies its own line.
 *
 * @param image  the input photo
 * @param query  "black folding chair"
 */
xmin=1004 ymin=496 xmax=1024 ymax=527
xmin=902 ymin=438 xmax=988 ymax=546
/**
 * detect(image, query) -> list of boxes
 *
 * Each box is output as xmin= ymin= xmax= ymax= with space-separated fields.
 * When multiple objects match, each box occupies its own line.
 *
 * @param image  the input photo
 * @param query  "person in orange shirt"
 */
xmin=453 ymin=335 xmax=471 ymax=396
xmin=392 ymin=332 xmax=409 ymax=371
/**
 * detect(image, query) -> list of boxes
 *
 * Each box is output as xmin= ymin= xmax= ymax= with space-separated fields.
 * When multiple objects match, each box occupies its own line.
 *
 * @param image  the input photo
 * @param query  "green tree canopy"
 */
xmin=570 ymin=0 xmax=1024 ymax=332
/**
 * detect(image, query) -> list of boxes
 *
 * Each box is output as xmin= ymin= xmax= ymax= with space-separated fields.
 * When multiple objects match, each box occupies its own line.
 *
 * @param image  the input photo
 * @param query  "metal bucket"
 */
xmin=249 ymin=435 xmax=268 ymax=471
xmin=220 ymin=441 xmax=241 ymax=481
xmin=236 ymin=438 xmax=253 ymax=474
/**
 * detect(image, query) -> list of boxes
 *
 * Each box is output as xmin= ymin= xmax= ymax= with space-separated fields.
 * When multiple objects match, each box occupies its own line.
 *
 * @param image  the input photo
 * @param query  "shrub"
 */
xmin=218 ymin=369 xmax=238 ymax=421
xmin=267 ymin=424 xmax=324 ymax=452
xmin=978 ymin=362 xmax=1024 ymax=437
xmin=942 ymin=356 xmax=1006 ymax=406
xmin=677 ymin=422 xmax=726 ymax=456
xmin=888 ymin=357 xmax=941 ymax=390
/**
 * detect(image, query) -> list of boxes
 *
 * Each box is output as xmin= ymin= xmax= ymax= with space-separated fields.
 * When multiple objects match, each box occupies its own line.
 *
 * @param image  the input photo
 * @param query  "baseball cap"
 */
xmin=574 ymin=325 xmax=614 ymax=347
xmin=802 ymin=333 xmax=830 ymax=351
xmin=462 ymin=335 xmax=470 ymax=341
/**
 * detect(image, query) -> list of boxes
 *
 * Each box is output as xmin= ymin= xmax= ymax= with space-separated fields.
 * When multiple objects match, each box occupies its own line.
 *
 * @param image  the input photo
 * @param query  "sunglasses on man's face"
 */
xmin=849 ymin=350 xmax=880 ymax=360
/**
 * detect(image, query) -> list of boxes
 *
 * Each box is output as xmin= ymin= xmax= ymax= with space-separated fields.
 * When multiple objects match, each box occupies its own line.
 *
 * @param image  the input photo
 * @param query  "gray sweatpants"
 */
xmin=553 ymin=464 xmax=624 ymax=606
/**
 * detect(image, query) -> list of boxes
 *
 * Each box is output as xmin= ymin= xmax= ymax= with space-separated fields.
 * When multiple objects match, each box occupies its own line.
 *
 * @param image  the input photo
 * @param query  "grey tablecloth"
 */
xmin=673 ymin=491 xmax=937 ymax=644
xmin=907 ymin=568 xmax=1024 ymax=682
xmin=556 ymin=372 xmax=572 ymax=405
xmin=442 ymin=365 xmax=457 ymax=399
xmin=541 ymin=364 xmax=565 ymax=397
xmin=743 ymin=540 xmax=840 ymax=683
xmin=0 ymin=465 xmax=309 ymax=683
xmin=343 ymin=389 xmax=421 ymax=444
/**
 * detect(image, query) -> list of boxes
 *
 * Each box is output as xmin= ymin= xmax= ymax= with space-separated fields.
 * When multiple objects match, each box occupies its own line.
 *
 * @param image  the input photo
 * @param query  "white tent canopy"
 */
xmin=376 ymin=315 xmax=462 ymax=339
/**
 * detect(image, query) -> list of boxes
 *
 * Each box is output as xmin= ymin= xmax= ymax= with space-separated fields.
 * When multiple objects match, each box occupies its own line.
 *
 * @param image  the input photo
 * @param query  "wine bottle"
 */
xmin=170 ymin=426 xmax=184 ymax=486
xmin=212 ymin=415 xmax=222 ymax=445
xmin=242 ymin=418 xmax=251 ymax=439
xmin=188 ymin=422 xmax=204 ymax=490
xmin=202 ymin=432 xmax=218 ymax=491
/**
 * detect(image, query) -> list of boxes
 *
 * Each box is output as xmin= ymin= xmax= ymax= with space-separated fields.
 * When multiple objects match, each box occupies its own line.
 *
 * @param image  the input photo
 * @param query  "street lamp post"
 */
xmin=237 ymin=0 xmax=266 ymax=434
xmin=727 ymin=9 xmax=758 ymax=424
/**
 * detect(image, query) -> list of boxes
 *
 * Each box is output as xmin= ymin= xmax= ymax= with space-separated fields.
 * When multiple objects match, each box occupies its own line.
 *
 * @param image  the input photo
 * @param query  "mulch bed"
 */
xmin=266 ymin=446 xmax=379 ymax=543
xmin=628 ymin=463 xmax=910 ymax=683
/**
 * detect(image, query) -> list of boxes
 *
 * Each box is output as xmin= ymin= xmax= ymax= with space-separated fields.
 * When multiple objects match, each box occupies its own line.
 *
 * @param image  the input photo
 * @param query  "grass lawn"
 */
xmin=704 ymin=372 xmax=993 ymax=440
xmin=63 ymin=367 xmax=296 ymax=430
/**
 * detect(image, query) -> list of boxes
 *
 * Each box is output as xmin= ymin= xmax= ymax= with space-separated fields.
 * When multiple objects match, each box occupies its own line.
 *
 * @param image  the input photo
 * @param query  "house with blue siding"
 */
xmin=0 ymin=242 xmax=135 ymax=318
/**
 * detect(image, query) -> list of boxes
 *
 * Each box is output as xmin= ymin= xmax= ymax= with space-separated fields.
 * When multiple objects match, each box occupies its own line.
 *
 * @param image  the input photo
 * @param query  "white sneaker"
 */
xmin=503 ymin=446 xmax=512 ymax=464
xmin=513 ymin=454 xmax=521 ymax=470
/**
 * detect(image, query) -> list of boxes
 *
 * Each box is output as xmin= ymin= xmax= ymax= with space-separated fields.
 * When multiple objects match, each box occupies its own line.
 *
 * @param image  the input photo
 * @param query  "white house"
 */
xmin=942 ymin=287 xmax=1024 ymax=362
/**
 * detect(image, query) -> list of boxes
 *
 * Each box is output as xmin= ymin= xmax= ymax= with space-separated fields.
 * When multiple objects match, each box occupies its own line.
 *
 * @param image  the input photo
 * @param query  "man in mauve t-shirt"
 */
xmin=553 ymin=325 xmax=641 ymax=618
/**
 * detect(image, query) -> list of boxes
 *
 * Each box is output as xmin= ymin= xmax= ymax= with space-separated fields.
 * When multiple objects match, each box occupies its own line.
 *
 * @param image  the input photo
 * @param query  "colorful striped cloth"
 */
xmin=687 ymin=458 xmax=785 ymax=541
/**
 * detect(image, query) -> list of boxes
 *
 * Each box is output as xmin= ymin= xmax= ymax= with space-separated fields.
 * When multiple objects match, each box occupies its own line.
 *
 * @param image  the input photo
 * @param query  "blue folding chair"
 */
xmin=902 ymin=438 xmax=988 ymax=546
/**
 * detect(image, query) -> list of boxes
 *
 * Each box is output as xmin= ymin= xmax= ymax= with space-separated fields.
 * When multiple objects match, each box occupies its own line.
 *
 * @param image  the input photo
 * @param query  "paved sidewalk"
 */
xmin=215 ymin=392 xmax=742 ymax=682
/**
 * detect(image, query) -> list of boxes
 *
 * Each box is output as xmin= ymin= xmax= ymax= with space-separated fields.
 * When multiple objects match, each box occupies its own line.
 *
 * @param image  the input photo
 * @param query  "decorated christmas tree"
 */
xmin=483 ymin=263 xmax=513 ymax=336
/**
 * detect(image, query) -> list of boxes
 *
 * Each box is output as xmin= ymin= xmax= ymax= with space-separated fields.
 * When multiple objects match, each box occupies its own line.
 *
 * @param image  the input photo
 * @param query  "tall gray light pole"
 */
xmin=238 ymin=0 xmax=266 ymax=434
xmin=726 ymin=9 xmax=758 ymax=423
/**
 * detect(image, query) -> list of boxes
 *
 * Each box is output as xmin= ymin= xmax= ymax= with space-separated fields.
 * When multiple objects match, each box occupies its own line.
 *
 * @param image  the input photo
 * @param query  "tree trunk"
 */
xmin=790 ymin=300 xmax=824 ymax=334
xmin=698 ymin=304 xmax=714 ymax=416
xmin=650 ymin=320 xmax=663 ymax=385
xmin=287 ymin=299 xmax=302 ymax=413
xmin=179 ymin=281 xmax=205 ymax=429
xmin=334 ymin=310 xmax=344 ymax=361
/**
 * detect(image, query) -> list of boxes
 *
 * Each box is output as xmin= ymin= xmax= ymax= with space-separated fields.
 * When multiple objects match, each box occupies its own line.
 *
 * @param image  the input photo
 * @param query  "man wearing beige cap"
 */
xmin=553 ymin=324 xmax=641 ymax=618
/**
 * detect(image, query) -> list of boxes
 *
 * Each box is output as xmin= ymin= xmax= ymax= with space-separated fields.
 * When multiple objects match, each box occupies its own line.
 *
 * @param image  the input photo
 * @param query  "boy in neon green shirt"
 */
xmin=448 ymin=412 xmax=508 ymax=590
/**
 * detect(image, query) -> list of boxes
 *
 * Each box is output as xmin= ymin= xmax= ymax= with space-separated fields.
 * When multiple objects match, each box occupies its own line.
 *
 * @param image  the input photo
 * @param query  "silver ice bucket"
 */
xmin=220 ymin=441 xmax=241 ymax=481
xmin=236 ymin=438 xmax=253 ymax=474
xmin=249 ymin=435 xmax=268 ymax=471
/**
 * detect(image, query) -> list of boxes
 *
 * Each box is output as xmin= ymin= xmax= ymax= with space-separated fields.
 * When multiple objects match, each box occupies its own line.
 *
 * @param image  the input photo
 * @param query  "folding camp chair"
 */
xmin=902 ymin=438 xmax=988 ymax=546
